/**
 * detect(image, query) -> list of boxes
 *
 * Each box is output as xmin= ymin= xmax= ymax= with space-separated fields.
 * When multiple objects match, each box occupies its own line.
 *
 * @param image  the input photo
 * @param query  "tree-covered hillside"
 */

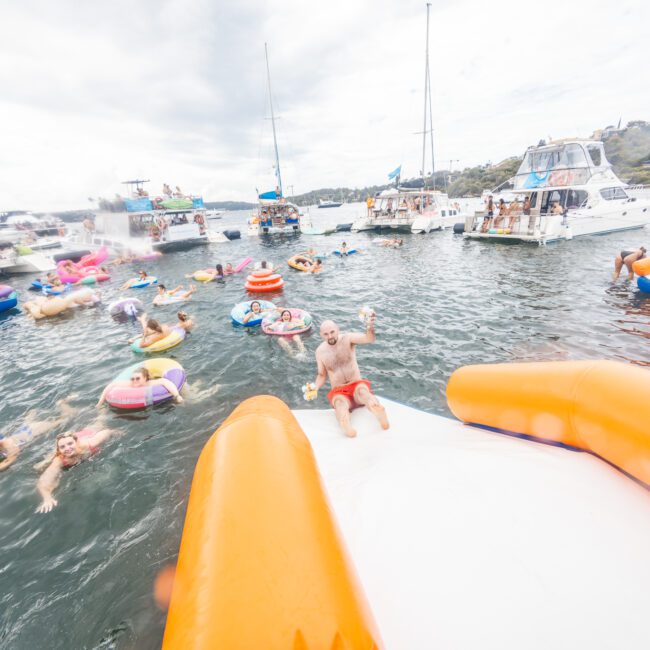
xmin=291 ymin=120 xmax=650 ymax=205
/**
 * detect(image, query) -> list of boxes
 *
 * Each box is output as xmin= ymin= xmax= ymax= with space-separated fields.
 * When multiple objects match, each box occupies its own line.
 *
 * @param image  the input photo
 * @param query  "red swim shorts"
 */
xmin=327 ymin=380 xmax=372 ymax=409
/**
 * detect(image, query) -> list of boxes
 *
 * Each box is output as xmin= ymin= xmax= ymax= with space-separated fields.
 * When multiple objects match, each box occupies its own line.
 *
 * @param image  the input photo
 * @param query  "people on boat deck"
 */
xmin=0 ymin=399 xmax=76 ymax=471
xmin=121 ymin=270 xmax=150 ymax=289
xmin=507 ymin=198 xmax=521 ymax=230
xmin=309 ymin=316 xmax=389 ymax=438
xmin=97 ymin=367 xmax=183 ymax=408
xmin=550 ymin=201 xmax=564 ymax=215
xmin=152 ymin=284 xmax=196 ymax=306
xmin=162 ymin=183 xmax=173 ymax=198
xmin=35 ymin=417 xmax=115 ymax=513
xmin=481 ymin=195 xmax=495 ymax=232
xmin=128 ymin=314 xmax=170 ymax=347
xmin=493 ymin=199 xmax=509 ymax=228
xmin=366 ymin=196 xmax=375 ymax=217
xmin=173 ymin=186 xmax=184 ymax=198
xmin=613 ymin=246 xmax=647 ymax=281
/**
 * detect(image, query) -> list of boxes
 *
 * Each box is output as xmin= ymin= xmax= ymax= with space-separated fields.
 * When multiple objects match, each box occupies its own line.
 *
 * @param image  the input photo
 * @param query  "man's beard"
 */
xmin=327 ymin=337 xmax=337 ymax=345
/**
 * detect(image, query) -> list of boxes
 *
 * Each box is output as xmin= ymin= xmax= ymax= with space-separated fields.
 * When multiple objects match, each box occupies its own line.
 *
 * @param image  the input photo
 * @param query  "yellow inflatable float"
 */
xmin=447 ymin=360 xmax=650 ymax=486
xmin=163 ymin=395 xmax=383 ymax=649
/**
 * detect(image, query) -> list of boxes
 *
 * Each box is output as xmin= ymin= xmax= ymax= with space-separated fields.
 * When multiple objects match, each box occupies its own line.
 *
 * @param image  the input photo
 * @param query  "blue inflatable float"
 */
xmin=231 ymin=300 xmax=276 ymax=327
xmin=637 ymin=275 xmax=650 ymax=293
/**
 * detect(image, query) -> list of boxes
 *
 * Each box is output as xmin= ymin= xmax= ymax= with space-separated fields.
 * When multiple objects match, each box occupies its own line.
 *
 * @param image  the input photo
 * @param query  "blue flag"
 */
xmin=388 ymin=165 xmax=402 ymax=180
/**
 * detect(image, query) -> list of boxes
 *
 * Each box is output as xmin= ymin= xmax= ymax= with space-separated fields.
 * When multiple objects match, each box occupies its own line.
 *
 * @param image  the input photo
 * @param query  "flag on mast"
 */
xmin=388 ymin=165 xmax=402 ymax=180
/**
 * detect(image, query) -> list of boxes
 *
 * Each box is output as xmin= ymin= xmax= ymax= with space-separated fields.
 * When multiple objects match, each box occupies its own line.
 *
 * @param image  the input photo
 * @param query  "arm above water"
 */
xmin=153 ymin=378 xmax=183 ymax=402
xmin=348 ymin=317 xmax=376 ymax=345
xmin=36 ymin=457 xmax=64 ymax=513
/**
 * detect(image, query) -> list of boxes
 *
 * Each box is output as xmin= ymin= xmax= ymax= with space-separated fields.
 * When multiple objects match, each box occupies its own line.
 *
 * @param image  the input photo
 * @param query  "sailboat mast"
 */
xmin=265 ymin=42 xmax=283 ymax=197
xmin=421 ymin=3 xmax=431 ymax=203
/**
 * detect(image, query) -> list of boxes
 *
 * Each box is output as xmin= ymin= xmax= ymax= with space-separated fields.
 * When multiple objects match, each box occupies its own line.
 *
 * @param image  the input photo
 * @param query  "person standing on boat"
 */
xmin=366 ymin=195 xmax=375 ymax=217
xmin=310 ymin=317 xmax=389 ymax=438
xmin=481 ymin=195 xmax=495 ymax=232
xmin=613 ymin=247 xmax=646 ymax=281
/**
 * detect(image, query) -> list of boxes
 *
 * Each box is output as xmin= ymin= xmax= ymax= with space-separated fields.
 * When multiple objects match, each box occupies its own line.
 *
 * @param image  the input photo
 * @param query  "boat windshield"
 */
xmin=514 ymin=144 xmax=593 ymax=190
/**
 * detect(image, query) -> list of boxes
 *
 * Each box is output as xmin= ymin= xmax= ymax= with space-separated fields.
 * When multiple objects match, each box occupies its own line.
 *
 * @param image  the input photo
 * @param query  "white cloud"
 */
xmin=0 ymin=0 xmax=647 ymax=210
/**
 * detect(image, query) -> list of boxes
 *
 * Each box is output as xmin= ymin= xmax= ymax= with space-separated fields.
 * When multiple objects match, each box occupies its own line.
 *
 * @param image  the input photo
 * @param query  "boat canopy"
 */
xmin=513 ymin=140 xmax=611 ymax=190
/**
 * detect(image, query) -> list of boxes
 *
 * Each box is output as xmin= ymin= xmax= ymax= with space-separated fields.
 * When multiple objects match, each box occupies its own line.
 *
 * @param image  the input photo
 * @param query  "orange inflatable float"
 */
xmin=632 ymin=257 xmax=650 ymax=276
xmin=163 ymin=395 xmax=383 ymax=649
xmin=245 ymin=268 xmax=284 ymax=292
xmin=447 ymin=360 xmax=650 ymax=486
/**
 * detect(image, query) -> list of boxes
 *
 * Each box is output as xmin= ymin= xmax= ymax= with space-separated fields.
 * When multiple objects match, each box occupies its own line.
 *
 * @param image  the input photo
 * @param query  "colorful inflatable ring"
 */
xmin=105 ymin=358 xmax=186 ymax=409
xmin=131 ymin=276 xmax=158 ymax=289
xmin=79 ymin=246 xmax=108 ymax=268
xmin=288 ymin=255 xmax=314 ymax=272
xmin=230 ymin=300 xmax=276 ymax=327
xmin=261 ymin=308 xmax=312 ymax=336
xmin=56 ymin=260 xmax=82 ymax=283
xmin=193 ymin=270 xmax=215 ymax=283
xmin=637 ymin=275 xmax=650 ymax=293
xmin=632 ymin=257 xmax=650 ymax=277
xmin=131 ymin=326 xmax=186 ymax=353
xmin=245 ymin=270 xmax=284 ymax=293
xmin=108 ymin=297 xmax=143 ymax=315
xmin=0 ymin=291 xmax=18 ymax=313
xmin=0 ymin=284 xmax=15 ymax=299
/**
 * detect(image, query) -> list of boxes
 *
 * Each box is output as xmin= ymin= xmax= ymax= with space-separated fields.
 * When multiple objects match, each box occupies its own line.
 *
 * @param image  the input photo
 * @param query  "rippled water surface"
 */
xmin=1 ymin=204 xmax=649 ymax=648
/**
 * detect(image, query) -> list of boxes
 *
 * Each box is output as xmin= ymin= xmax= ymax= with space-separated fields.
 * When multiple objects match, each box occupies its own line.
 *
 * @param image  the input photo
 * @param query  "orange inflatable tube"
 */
xmin=447 ymin=360 xmax=650 ymax=486
xmin=163 ymin=395 xmax=383 ymax=650
xmin=632 ymin=257 xmax=650 ymax=276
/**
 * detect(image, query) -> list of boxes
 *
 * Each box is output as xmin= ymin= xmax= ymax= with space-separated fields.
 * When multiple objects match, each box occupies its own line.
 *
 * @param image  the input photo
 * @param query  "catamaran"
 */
xmin=352 ymin=4 xmax=463 ymax=235
xmin=248 ymin=45 xmax=302 ymax=236
xmin=464 ymin=138 xmax=650 ymax=244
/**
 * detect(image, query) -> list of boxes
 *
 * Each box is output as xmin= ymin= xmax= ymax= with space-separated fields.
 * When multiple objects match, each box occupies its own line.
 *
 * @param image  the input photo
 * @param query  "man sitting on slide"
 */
xmin=310 ymin=315 xmax=389 ymax=438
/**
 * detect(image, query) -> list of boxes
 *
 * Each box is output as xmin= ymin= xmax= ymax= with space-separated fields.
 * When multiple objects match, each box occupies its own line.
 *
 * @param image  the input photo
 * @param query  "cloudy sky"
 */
xmin=1 ymin=0 xmax=648 ymax=210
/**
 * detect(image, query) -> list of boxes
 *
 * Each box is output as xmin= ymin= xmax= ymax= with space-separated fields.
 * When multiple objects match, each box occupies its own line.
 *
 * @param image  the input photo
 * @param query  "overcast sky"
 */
xmin=1 ymin=0 xmax=648 ymax=211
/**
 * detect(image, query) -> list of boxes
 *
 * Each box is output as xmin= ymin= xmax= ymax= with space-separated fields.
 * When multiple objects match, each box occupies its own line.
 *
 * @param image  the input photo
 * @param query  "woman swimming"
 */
xmin=35 ymin=420 xmax=115 ymax=513
xmin=96 ymin=366 xmax=183 ymax=408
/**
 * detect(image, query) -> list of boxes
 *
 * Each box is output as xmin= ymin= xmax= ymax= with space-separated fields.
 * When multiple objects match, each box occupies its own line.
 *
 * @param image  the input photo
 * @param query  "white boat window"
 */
xmin=566 ymin=189 xmax=588 ymax=208
xmin=441 ymin=210 xmax=446 ymax=216
xmin=600 ymin=187 xmax=628 ymax=201
xmin=587 ymin=144 xmax=603 ymax=167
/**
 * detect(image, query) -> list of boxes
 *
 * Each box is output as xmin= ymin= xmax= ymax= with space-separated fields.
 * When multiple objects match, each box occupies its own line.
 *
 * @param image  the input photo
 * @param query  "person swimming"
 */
xmin=96 ymin=366 xmax=184 ymax=407
xmin=121 ymin=270 xmax=150 ymax=290
xmin=273 ymin=310 xmax=307 ymax=357
xmin=35 ymin=419 xmax=115 ymax=513
xmin=128 ymin=314 xmax=170 ymax=347
xmin=0 ymin=399 xmax=77 ymax=471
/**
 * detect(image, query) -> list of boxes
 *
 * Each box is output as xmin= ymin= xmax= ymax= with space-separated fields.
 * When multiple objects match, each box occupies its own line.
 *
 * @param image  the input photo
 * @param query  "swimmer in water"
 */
xmin=176 ymin=311 xmax=194 ymax=332
xmin=613 ymin=246 xmax=646 ymax=281
xmin=128 ymin=314 xmax=171 ymax=347
xmin=152 ymin=284 xmax=196 ymax=306
xmin=121 ymin=270 xmax=150 ymax=290
xmin=35 ymin=416 xmax=115 ymax=513
xmin=340 ymin=242 xmax=348 ymax=256
xmin=311 ymin=259 xmax=323 ymax=273
xmin=224 ymin=263 xmax=234 ymax=275
xmin=96 ymin=366 xmax=184 ymax=408
xmin=0 ymin=398 xmax=77 ymax=471
xmin=310 ymin=316 xmax=389 ymax=438
xmin=242 ymin=300 xmax=271 ymax=324
xmin=273 ymin=309 xmax=307 ymax=357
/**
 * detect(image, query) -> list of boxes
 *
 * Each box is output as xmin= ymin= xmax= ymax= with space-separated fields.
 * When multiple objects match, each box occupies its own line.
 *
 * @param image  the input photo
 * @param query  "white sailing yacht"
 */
xmin=248 ymin=44 xmax=302 ymax=236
